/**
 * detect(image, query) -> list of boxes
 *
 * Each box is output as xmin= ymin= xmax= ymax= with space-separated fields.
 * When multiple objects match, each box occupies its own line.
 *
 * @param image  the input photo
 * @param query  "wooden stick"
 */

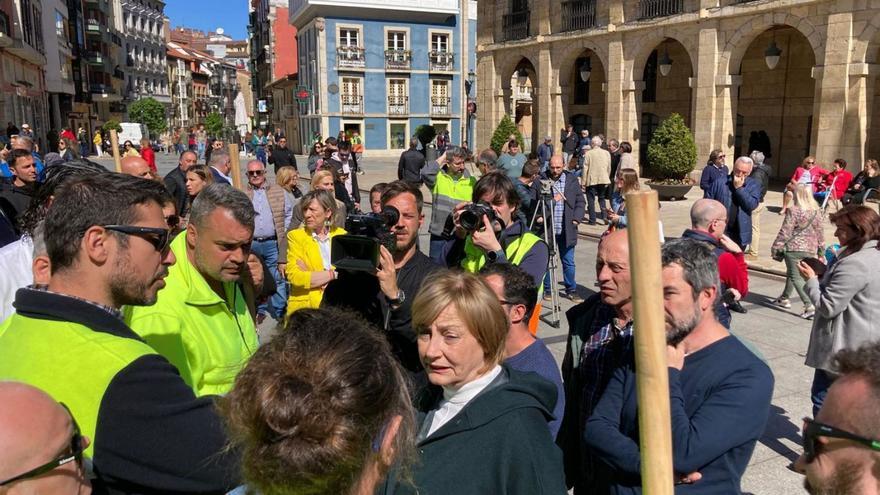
xmin=625 ymin=189 xmax=674 ymax=495
xmin=109 ymin=129 xmax=122 ymax=173
xmin=229 ymin=143 xmax=242 ymax=191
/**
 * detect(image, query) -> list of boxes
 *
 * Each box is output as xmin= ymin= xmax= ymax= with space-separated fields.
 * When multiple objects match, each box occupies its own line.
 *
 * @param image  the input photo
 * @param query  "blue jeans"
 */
xmin=586 ymin=185 xmax=608 ymax=223
xmin=429 ymin=234 xmax=449 ymax=265
xmin=811 ymin=369 xmax=835 ymax=417
xmin=544 ymin=233 xmax=576 ymax=294
xmin=250 ymin=238 xmax=287 ymax=320
xmin=197 ymin=142 xmax=206 ymax=160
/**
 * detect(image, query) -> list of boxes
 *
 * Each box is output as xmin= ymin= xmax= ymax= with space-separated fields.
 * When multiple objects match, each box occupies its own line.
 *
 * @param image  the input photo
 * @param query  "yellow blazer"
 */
xmin=285 ymin=226 xmax=346 ymax=316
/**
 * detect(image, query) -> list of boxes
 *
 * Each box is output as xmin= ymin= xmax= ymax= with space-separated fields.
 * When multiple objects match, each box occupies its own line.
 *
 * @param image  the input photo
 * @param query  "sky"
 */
xmin=164 ymin=0 xmax=249 ymax=40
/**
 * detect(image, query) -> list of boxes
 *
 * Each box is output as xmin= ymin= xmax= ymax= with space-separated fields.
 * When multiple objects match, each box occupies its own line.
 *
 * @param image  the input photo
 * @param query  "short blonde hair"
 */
xmin=411 ymin=270 xmax=508 ymax=369
xmin=276 ymin=166 xmax=299 ymax=191
xmin=794 ymin=183 xmax=820 ymax=211
xmin=311 ymin=169 xmax=334 ymax=189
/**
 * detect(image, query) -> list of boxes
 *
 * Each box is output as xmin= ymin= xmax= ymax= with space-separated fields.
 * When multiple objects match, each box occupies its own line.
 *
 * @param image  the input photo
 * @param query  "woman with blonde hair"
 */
xmin=285 ymin=190 xmax=347 ymax=316
xmin=288 ymin=170 xmax=345 ymax=230
xmin=607 ymin=168 xmax=640 ymax=229
xmin=276 ymin=165 xmax=306 ymax=202
xmin=381 ymin=270 xmax=565 ymax=494
xmin=771 ymin=183 xmax=825 ymax=318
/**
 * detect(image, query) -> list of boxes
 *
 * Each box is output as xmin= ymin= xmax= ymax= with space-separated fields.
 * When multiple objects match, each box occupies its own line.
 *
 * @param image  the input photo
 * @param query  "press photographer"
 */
xmin=322 ymin=181 xmax=441 ymax=372
xmin=442 ymin=172 xmax=549 ymax=288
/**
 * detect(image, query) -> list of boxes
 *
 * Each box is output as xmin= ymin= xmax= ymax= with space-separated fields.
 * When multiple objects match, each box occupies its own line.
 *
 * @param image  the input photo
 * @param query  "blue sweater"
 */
xmin=585 ymin=335 xmax=774 ymax=494
xmin=505 ymin=338 xmax=565 ymax=439
xmin=700 ymin=163 xmax=729 ymax=201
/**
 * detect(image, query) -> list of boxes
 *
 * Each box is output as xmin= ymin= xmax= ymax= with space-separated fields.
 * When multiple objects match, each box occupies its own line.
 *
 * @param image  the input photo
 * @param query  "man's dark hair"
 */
xmin=8 ymin=148 xmax=32 ymax=169
xmin=189 ymin=183 xmax=256 ymax=230
xmin=835 ymin=158 xmax=848 ymax=170
xmin=324 ymin=137 xmax=337 ymax=147
xmin=409 ymin=137 xmax=419 ymax=150
xmin=45 ymin=173 xmax=169 ymax=272
xmin=337 ymin=140 xmax=352 ymax=152
xmin=478 ymin=149 xmax=497 ymax=169
xmin=478 ymin=263 xmax=538 ymax=320
xmin=522 ymin=159 xmax=540 ymax=178
xmin=620 ymin=141 xmax=633 ymax=154
xmin=381 ymin=180 xmax=424 ymax=214
xmin=661 ymin=238 xmax=720 ymax=304
xmin=832 ymin=342 xmax=880 ymax=437
xmin=18 ymin=160 xmax=108 ymax=237
xmin=369 ymin=182 xmax=389 ymax=198
xmin=473 ymin=171 xmax=521 ymax=209
xmin=179 ymin=150 xmax=197 ymax=162
xmin=508 ymin=140 xmax=519 ymax=149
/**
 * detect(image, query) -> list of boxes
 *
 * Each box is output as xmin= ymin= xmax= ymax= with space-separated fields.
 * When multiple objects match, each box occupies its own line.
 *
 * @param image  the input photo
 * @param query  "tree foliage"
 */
xmin=129 ymin=97 xmax=167 ymax=135
xmin=101 ymin=119 xmax=122 ymax=134
xmin=645 ymin=113 xmax=697 ymax=183
xmin=204 ymin=112 xmax=225 ymax=138
xmin=490 ymin=114 xmax=524 ymax=155
xmin=414 ymin=125 xmax=436 ymax=147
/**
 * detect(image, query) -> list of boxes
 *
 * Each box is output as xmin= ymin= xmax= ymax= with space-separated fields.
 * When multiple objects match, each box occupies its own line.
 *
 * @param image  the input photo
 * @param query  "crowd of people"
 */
xmin=0 ymin=119 xmax=879 ymax=495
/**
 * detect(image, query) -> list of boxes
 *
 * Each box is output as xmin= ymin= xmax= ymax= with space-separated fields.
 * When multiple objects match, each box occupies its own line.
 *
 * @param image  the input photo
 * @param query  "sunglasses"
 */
xmin=806 ymin=161 xmax=815 ymax=164
xmin=0 ymin=403 xmax=84 ymax=487
xmin=247 ymin=170 xmax=266 ymax=177
xmin=103 ymin=225 xmax=171 ymax=253
xmin=801 ymin=417 xmax=880 ymax=463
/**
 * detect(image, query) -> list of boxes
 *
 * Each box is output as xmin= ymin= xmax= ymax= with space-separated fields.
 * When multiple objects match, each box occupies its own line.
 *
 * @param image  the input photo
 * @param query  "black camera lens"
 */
xmin=459 ymin=210 xmax=481 ymax=232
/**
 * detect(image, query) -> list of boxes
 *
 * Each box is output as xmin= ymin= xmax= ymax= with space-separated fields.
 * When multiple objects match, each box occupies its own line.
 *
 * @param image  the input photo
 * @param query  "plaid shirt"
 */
xmin=32 ymin=285 xmax=124 ymax=320
xmin=579 ymin=305 xmax=634 ymax=427
xmin=551 ymin=172 xmax=566 ymax=234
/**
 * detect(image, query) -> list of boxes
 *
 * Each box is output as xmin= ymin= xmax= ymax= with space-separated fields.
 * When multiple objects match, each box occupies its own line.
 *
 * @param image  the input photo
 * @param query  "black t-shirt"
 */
xmin=322 ymin=249 xmax=442 ymax=372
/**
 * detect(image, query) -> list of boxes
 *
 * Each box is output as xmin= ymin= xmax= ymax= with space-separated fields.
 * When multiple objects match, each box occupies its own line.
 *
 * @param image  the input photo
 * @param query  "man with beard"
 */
xmin=795 ymin=342 xmax=880 ymax=495
xmin=584 ymin=238 xmax=774 ymax=494
xmin=0 ymin=173 xmax=240 ymax=493
xmin=0 ymin=149 xmax=38 ymax=236
xmin=322 ymin=181 xmax=441 ymax=372
xmin=126 ymin=183 xmax=258 ymax=397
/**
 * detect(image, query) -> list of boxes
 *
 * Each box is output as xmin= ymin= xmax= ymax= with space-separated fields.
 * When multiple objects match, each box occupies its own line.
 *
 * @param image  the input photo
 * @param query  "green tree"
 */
xmin=128 ymin=97 xmax=167 ymax=136
xmin=204 ymin=112 xmax=225 ymax=138
xmin=101 ymin=119 xmax=122 ymax=134
xmin=490 ymin=114 xmax=524 ymax=155
xmin=645 ymin=113 xmax=697 ymax=182
xmin=414 ymin=124 xmax=436 ymax=147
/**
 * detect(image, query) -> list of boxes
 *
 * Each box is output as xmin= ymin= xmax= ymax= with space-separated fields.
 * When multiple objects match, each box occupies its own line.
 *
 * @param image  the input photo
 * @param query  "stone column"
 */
xmin=475 ymin=52 xmax=499 ymax=150
xmin=533 ymin=0 xmax=551 ymax=37
xmin=844 ymin=63 xmax=879 ymax=167
xmin=713 ymin=74 xmax=742 ymax=165
xmin=812 ymin=12 xmax=853 ymax=165
xmin=535 ymin=47 xmax=555 ymax=150
xmin=692 ymin=26 xmax=719 ymax=170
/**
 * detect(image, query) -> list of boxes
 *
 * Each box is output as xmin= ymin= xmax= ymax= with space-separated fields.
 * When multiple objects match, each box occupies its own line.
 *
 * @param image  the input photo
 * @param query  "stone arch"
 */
xmin=496 ymin=52 xmax=540 ymax=90
xmin=855 ymin=10 xmax=880 ymax=64
xmin=720 ymin=12 xmax=824 ymax=76
xmin=552 ymin=38 xmax=609 ymax=89
xmin=627 ymin=31 xmax=699 ymax=84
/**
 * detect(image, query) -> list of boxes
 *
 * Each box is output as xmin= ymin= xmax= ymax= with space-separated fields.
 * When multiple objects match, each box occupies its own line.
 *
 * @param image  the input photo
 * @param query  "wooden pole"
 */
xmin=625 ymin=189 xmax=674 ymax=495
xmin=109 ymin=129 xmax=122 ymax=173
xmin=228 ymin=143 xmax=242 ymax=191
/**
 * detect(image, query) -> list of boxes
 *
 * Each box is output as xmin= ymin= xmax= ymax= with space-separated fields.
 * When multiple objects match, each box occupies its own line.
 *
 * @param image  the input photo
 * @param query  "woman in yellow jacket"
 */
xmin=286 ymin=189 xmax=346 ymax=316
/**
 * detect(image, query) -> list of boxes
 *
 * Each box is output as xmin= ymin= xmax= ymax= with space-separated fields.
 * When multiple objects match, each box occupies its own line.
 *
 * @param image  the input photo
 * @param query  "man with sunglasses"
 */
xmin=795 ymin=343 xmax=880 ymax=494
xmin=0 ymin=173 xmax=240 ymax=493
xmin=0 ymin=382 xmax=90 ymax=494
xmin=268 ymin=136 xmax=297 ymax=173
xmin=700 ymin=149 xmax=729 ymax=202
xmin=244 ymin=159 xmax=292 ymax=322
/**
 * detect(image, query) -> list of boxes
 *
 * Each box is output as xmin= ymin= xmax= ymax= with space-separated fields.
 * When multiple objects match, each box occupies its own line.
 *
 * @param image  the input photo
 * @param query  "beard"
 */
xmin=666 ymin=304 xmax=702 ymax=346
xmin=109 ymin=251 xmax=168 ymax=306
xmin=804 ymin=460 xmax=864 ymax=495
xmin=392 ymin=229 xmax=418 ymax=255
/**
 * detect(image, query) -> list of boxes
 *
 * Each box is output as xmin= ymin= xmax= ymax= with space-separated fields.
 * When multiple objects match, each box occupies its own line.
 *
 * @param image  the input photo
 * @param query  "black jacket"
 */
xmin=0 ymin=182 xmax=33 ymax=235
xmin=269 ymin=147 xmax=297 ymax=172
xmin=397 ymin=148 xmax=425 ymax=184
xmin=383 ymin=365 xmax=567 ymax=495
xmin=327 ymin=157 xmax=361 ymax=205
xmin=749 ymin=163 xmax=772 ymax=202
xmin=163 ymin=166 xmax=188 ymax=217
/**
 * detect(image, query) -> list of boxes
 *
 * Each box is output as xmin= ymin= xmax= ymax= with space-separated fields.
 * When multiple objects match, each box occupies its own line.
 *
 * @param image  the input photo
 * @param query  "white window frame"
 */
xmin=337 ymin=25 xmax=363 ymax=48
xmin=387 ymin=120 xmax=409 ymax=150
xmin=384 ymin=27 xmax=409 ymax=51
xmin=429 ymin=29 xmax=453 ymax=53
xmin=386 ymin=77 xmax=409 ymax=115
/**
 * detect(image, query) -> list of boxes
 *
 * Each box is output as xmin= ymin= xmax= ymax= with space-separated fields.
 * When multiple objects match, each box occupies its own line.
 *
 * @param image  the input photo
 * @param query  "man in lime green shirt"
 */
xmin=126 ymin=183 xmax=259 ymax=396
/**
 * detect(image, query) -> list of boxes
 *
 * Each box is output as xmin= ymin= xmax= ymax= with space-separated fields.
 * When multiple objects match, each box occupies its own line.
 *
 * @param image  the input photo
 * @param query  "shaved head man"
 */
xmin=0 ymin=382 xmax=90 ymax=494
xmin=690 ymin=198 xmax=729 ymax=238
xmin=120 ymin=156 xmax=152 ymax=179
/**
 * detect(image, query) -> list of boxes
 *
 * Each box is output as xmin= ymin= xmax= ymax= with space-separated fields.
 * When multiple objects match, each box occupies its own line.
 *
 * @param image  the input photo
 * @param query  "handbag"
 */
xmin=772 ymin=210 xmax=818 ymax=262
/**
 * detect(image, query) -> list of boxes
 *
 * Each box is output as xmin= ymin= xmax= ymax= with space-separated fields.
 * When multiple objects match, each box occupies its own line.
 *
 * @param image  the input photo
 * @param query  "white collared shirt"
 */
xmin=426 ymin=365 xmax=503 ymax=438
xmin=311 ymin=231 xmax=332 ymax=269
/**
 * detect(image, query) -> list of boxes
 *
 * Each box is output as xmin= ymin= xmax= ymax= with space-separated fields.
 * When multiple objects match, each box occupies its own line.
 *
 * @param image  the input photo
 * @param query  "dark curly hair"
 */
xmin=220 ymin=309 xmax=416 ymax=495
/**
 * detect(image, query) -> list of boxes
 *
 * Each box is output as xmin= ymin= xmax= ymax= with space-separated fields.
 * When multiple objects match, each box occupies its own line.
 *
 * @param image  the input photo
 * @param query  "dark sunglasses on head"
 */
xmin=0 ymin=403 xmax=85 ymax=487
xmin=801 ymin=417 xmax=880 ymax=463
xmin=247 ymin=170 xmax=266 ymax=177
xmin=103 ymin=225 xmax=171 ymax=253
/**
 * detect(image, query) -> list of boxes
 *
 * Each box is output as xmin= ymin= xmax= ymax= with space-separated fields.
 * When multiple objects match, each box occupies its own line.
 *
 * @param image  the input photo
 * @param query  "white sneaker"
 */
xmin=772 ymin=297 xmax=791 ymax=309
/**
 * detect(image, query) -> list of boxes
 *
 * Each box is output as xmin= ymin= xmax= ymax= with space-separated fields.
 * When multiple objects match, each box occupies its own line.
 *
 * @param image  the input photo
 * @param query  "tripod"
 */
xmin=529 ymin=181 xmax=561 ymax=328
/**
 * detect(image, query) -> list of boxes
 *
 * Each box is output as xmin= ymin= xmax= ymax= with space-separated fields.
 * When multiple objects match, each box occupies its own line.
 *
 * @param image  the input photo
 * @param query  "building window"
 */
xmin=387 ymin=31 xmax=406 ymax=51
xmin=339 ymin=28 xmax=359 ymax=47
xmin=337 ymin=28 xmax=365 ymax=69
xmin=385 ymin=30 xmax=410 ymax=69
xmin=33 ymin=6 xmax=44 ymax=53
xmin=388 ymin=78 xmax=408 ymax=115
xmin=21 ymin=0 xmax=33 ymax=46
xmin=431 ymin=80 xmax=450 ymax=116
xmin=431 ymin=33 xmax=449 ymax=53
xmin=55 ymin=11 xmax=68 ymax=42
xmin=341 ymin=77 xmax=363 ymax=115
xmin=389 ymin=121 xmax=407 ymax=150
xmin=573 ymin=56 xmax=590 ymax=105
xmin=429 ymin=32 xmax=453 ymax=71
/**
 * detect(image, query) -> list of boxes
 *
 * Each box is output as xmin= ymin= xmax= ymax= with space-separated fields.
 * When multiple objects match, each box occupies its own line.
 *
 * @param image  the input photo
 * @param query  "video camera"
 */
xmin=330 ymin=206 xmax=400 ymax=272
xmin=458 ymin=202 xmax=496 ymax=233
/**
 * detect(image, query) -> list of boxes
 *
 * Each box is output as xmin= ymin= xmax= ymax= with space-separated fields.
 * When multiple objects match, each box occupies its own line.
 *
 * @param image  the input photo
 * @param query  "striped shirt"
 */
xmin=551 ymin=172 xmax=566 ymax=234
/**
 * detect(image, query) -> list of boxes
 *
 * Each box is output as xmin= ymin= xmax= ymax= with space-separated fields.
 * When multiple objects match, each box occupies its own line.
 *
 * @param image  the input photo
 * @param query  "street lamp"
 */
xmin=658 ymin=48 xmax=673 ymax=77
xmin=465 ymin=70 xmax=475 ymax=96
xmin=764 ymin=38 xmax=782 ymax=70
xmin=466 ymin=70 xmax=476 ymax=151
xmin=579 ymin=58 xmax=592 ymax=82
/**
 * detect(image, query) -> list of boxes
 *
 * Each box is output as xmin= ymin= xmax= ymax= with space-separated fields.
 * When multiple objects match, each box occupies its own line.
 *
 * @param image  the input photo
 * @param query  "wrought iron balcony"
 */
xmin=337 ymin=46 xmax=365 ymax=69
xmin=86 ymin=52 xmax=105 ymax=66
xmin=430 ymin=96 xmax=451 ymax=116
xmin=429 ymin=51 xmax=454 ymax=71
xmin=385 ymin=50 xmax=411 ymax=70
xmin=341 ymin=94 xmax=364 ymax=115
xmin=502 ymin=10 xmax=530 ymax=42
xmin=388 ymin=95 xmax=408 ymax=115
xmin=638 ymin=0 xmax=683 ymax=20
xmin=515 ymin=85 xmax=533 ymax=102
xmin=561 ymin=0 xmax=597 ymax=32
xmin=85 ymin=19 xmax=101 ymax=36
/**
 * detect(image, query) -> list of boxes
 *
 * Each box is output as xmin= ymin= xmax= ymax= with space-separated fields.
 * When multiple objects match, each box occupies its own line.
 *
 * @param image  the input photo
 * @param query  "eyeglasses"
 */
xmin=103 ymin=225 xmax=171 ymax=253
xmin=247 ymin=170 xmax=266 ymax=177
xmin=165 ymin=214 xmax=180 ymax=229
xmin=801 ymin=417 xmax=880 ymax=463
xmin=0 ymin=403 xmax=85 ymax=487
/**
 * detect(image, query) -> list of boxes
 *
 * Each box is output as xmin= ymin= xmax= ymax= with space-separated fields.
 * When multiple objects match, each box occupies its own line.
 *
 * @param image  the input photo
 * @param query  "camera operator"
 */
xmin=322 ymin=181 xmax=441 ymax=372
xmin=442 ymin=172 xmax=549 ymax=289
xmin=533 ymin=154 xmax=586 ymax=303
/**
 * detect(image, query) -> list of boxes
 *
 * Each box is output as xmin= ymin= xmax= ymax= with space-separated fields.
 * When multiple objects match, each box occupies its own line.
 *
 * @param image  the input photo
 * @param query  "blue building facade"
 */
xmin=291 ymin=0 xmax=477 ymax=155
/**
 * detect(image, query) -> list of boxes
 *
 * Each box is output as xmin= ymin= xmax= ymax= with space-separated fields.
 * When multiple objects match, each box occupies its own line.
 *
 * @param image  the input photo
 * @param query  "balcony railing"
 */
xmin=429 ymin=51 xmax=454 ymax=71
xmin=638 ymin=0 xmax=683 ymax=19
xmin=86 ymin=52 xmax=105 ymax=65
xmin=430 ymin=96 xmax=451 ymax=116
xmin=515 ymin=85 xmax=533 ymax=102
xmin=341 ymin=94 xmax=363 ymax=114
xmin=85 ymin=19 xmax=101 ymax=35
xmin=90 ymin=83 xmax=112 ymax=94
xmin=337 ymin=46 xmax=365 ymax=69
xmin=388 ymin=95 xmax=408 ymax=115
xmin=385 ymin=49 xmax=411 ymax=70
xmin=561 ymin=0 xmax=597 ymax=31
xmin=502 ymin=10 xmax=530 ymax=42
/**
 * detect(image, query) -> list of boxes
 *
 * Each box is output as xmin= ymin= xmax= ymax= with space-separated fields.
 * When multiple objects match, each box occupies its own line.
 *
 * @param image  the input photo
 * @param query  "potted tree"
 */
xmin=645 ymin=113 xmax=698 ymax=200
